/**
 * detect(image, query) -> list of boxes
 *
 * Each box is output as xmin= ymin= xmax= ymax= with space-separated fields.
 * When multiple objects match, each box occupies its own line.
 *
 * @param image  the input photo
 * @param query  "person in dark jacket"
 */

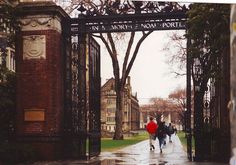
xmin=167 ymin=123 xmax=174 ymax=143
xmin=156 ymin=121 xmax=167 ymax=153
xmin=146 ymin=116 xmax=158 ymax=151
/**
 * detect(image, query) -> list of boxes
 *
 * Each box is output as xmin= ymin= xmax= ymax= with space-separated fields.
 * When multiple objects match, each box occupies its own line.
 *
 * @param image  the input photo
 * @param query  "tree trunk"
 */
xmin=113 ymin=88 xmax=124 ymax=140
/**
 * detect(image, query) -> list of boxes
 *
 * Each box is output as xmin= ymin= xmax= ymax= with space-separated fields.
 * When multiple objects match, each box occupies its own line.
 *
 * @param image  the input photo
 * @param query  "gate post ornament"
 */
xmin=23 ymin=35 xmax=46 ymax=60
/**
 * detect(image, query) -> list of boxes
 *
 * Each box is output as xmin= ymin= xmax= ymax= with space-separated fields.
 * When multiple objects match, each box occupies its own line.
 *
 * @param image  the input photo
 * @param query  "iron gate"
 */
xmin=88 ymin=36 xmax=101 ymax=158
xmin=64 ymin=33 xmax=101 ymax=159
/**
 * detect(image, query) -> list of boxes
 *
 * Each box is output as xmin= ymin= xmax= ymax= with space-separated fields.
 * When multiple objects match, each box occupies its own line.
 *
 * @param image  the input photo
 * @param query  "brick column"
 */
xmin=15 ymin=2 xmax=69 ymax=160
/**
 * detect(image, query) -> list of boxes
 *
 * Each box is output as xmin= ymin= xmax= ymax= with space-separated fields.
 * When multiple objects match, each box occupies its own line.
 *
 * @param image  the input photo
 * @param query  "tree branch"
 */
xmin=107 ymin=33 xmax=118 ymax=61
xmin=99 ymin=33 xmax=114 ymax=60
xmin=121 ymin=32 xmax=135 ymax=86
xmin=124 ymin=31 xmax=153 ymax=83
xmin=100 ymin=33 xmax=120 ymax=82
xmin=91 ymin=34 xmax=101 ymax=38
xmin=172 ymin=71 xmax=186 ymax=77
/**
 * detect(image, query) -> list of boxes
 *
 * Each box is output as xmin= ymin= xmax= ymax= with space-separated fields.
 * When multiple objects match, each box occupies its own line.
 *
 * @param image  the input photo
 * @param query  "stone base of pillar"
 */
xmin=17 ymin=136 xmax=63 ymax=160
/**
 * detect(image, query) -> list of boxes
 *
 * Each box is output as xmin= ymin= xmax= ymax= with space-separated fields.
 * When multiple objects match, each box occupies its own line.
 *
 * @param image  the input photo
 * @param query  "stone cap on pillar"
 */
xmin=15 ymin=1 xmax=70 ymax=20
xmin=15 ymin=1 xmax=70 ymax=34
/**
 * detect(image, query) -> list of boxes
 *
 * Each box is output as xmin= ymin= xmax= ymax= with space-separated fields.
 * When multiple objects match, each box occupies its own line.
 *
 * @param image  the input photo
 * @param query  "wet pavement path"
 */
xmin=31 ymin=135 xmax=228 ymax=165
xmin=98 ymin=134 xmax=228 ymax=165
xmin=99 ymin=134 xmax=193 ymax=165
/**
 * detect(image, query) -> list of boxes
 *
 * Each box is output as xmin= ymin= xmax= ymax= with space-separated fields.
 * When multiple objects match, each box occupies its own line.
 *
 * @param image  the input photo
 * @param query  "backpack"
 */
xmin=156 ymin=125 xmax=166 ymax=138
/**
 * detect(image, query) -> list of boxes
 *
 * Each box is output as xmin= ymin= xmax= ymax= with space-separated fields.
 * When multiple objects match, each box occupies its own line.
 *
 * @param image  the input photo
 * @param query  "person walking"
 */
xmin=156 ymin=121 xmax=167 ymax=153
xmin=146 ymin=116 xmax=158 ymax=151
xmin=167 ymin=123 xmax=174 ymax=143
xmin=173 ymin=126 xmax=177 ymax=135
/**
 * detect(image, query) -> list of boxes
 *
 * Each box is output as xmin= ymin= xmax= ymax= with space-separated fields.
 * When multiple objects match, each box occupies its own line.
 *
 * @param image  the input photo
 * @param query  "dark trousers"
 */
xmin=158 ymin=137 xmax=165 ymax=150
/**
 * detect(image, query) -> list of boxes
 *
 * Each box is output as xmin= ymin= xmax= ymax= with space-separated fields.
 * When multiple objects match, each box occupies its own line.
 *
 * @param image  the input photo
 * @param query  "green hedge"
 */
xmin=177 ymin=131 xmax=195 ymax=151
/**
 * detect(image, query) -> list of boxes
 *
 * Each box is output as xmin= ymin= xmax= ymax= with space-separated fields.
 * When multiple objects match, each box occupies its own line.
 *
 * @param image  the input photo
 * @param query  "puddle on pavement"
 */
xmin=100 ymin=159 xmax=125 ymax=165
xmin=113 ymin=152 xmax=139 ymax=157
xmin=158 ymin=160 xmax=168 ymax=165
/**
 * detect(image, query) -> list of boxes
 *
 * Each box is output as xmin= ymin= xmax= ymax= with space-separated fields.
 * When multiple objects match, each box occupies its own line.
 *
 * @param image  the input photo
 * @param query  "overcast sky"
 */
xmin=98 ymin=30 xmax=186 ymax=105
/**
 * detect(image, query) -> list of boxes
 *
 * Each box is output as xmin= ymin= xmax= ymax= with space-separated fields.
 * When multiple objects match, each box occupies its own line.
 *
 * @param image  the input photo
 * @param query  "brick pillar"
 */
xmin=15 ymin=2 xmax=69 ymax=160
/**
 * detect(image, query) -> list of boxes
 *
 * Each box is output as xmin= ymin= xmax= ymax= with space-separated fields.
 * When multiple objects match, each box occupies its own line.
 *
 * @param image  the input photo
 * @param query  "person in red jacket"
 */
xmin=146 ymin=116 xmax=158 ymax=151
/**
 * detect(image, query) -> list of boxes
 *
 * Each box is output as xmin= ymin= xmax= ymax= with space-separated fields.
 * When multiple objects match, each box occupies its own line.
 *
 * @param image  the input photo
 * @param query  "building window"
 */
xmin=10 ymin=50 xmax=15 ymax=71
xmin=5 ymin=48 xmax=14 ymax=71
xmin=107 ymin=117 xmax=115 ymax=122
xmin=107 ymin=99 xmax=116 ymax=104
xmin=107 ymin=108 xmax=115 ymax=113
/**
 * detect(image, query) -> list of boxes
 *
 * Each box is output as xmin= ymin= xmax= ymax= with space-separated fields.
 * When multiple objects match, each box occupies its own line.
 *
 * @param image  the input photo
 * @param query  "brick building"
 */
xmin=140 ymin=104 xmax=183 ymax=130
xmin=101 ymin=77 xmax=140 ymax=132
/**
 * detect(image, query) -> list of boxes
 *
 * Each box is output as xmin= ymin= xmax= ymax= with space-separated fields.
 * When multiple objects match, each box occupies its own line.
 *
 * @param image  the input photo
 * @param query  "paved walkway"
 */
xmin=98 ymin=134 xmax=227 ymax=165
xmin=31 ymin=134 xmax=228 ymax=165
xmin=99 ymin=134 xmax=189 ymax=164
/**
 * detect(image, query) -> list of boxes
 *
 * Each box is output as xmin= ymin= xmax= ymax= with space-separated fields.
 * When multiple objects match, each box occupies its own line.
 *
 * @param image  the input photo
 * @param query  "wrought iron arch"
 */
xmin=71 ymin=1 xmax=188 ymax=34
xmin=66 ymin=1 xmax=191 ymax=160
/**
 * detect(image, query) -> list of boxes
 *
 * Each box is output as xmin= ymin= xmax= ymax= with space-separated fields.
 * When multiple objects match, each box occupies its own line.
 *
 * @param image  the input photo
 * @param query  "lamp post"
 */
xmin=182 ymin=96 xmax=187 ymax=132
xmin=184 ymin=107 xmax=187 ymax=132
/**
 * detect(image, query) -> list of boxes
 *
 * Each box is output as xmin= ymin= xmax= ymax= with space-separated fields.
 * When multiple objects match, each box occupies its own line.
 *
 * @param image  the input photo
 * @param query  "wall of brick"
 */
xmin=16 ymin=29 xmax=64 ymax=159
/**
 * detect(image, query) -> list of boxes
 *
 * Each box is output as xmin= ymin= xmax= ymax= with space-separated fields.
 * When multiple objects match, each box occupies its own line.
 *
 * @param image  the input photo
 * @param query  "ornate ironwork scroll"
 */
xmin=71 ymin=1 xmax=188 ymax=34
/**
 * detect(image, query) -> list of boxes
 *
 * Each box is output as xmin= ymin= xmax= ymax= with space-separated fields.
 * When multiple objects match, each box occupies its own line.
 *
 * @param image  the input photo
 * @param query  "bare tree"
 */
xmin=56 ymin=0 xmax=187 ymax=140
xmin=163 ymin=31 xmax=187 ymax=77
xmin=83 ymin=1 xmax=156 ymax=139
xmin=168 ymin=87 xmax=186 ymax=125
xmin=150 ymin=97 xmax=176 ymax=123
xmin=57 ymin=0 xmax=154 ymax=139
xmin=97 ymin=31 xmax=152 ymax=139
xmin=168 ymin=87 xmax=186 ymax=111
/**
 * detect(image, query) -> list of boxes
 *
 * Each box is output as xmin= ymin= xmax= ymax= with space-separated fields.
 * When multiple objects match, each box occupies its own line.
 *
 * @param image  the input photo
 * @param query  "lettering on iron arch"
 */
xmin=76 ymin=21 xmax=186 ymax=33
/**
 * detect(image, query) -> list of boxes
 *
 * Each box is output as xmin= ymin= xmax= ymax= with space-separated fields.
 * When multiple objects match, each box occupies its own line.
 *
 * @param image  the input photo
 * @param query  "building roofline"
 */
xmin=101 ymin=77 xmax=114 ymax=89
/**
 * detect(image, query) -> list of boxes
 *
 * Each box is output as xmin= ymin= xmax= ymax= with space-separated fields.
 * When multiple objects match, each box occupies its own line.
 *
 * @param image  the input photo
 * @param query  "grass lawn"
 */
xmin=101 ymin=131 xmax=149 ymax=152
xmin=177 ymin=131 xmax=195 ymax=151
xmin=178 ymin=131 xmax=187 ymax=150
